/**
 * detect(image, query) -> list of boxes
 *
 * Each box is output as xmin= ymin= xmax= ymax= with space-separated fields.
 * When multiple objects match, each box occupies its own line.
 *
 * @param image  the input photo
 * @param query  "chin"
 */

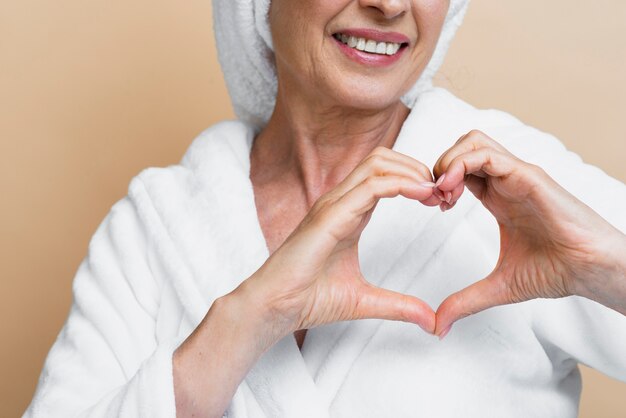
xmin=321 ymin=78 xmax=407 ymax=111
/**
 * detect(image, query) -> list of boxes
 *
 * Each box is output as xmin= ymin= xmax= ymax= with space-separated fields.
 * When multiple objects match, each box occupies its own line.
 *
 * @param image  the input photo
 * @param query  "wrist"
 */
xmin=225 ymin=278 xmax=291 ymax=351
xmin=574 ymin=228 xmax=626 ymax=315
xmin=172 ymin=287 xmax=278 ymax=417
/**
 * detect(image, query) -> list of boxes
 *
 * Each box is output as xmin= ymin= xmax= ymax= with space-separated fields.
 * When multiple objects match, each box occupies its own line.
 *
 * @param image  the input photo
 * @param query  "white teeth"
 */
xmin=364 ymin=40 xmax=377 ymax=53
xmin=356 ymin=37 xmax=366 ymax=51
xmin=334 ymin=32 xmax=403 ymax=56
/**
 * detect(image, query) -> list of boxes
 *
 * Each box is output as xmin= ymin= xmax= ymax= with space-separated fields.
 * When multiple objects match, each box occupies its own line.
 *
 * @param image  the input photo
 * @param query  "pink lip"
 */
xmin=332 ymin=35 xmax=407 ymax=68
xmin=335 ymin=28 xmax=410 ymax=44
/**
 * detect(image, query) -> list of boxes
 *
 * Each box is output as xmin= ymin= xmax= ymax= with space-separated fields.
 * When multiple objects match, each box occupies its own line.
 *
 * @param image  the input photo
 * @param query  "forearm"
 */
xmin=173 ymin=287 xmax=279 ymax=418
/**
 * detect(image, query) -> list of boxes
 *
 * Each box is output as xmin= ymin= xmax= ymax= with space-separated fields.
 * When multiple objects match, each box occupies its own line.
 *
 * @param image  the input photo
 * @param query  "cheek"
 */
xmin=270 ymin=1 xmax=343 ymax=83
xmin=413 ymin=0 xmax=449 ymax=44
xmin=269 ymin=7 xmax=309 ymax=76
xmin=270 ymin=0 xmax=338 ymax=43
xmin=269 ymin=2 xmax=324 ymax=58
xmin=401 ymin=0 xmax=448 ymax=80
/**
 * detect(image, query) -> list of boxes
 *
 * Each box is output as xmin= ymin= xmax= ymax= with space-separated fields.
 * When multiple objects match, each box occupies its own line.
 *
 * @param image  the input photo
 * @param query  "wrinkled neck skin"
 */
xmin=251 ymin=83 xmax=410 ymax=207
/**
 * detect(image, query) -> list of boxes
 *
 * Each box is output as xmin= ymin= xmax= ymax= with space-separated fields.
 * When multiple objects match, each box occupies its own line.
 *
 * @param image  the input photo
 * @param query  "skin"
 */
xmin=173 ymin=1 xmax=626 ymax=416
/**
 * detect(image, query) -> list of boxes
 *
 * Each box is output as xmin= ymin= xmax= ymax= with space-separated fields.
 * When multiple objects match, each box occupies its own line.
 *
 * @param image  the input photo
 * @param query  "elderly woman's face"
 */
xmin=268 ymin=0 xmax=449 ymax=109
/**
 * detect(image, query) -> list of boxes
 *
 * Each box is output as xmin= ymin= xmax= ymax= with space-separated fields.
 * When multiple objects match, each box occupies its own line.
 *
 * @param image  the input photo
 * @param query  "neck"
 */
xmin=251 ymin=86 xmax=410 ymax=206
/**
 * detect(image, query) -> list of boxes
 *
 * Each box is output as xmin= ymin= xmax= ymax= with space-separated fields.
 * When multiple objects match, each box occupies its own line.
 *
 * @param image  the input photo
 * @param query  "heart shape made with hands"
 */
xmin=264 ymin=130 xmax=594 ymax=345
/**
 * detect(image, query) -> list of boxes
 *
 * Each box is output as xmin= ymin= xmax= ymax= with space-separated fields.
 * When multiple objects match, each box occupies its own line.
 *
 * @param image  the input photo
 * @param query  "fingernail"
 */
xmin=435 ymin=173 xmax=446 ymax=187
xmin=433 ymin=188 xmax=445 ymax=201
xmin=419 ymin=181 xmax=436 ymax=188
xmin=438 ymin=324 xmax=453 ymax=340
xmin=445 ymin=191 xmax=452 ymax=204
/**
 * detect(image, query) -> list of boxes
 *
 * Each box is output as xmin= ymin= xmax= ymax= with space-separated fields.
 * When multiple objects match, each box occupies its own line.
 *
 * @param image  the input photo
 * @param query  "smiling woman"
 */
xmin=9 ymin=0 xmax=626 ymax=417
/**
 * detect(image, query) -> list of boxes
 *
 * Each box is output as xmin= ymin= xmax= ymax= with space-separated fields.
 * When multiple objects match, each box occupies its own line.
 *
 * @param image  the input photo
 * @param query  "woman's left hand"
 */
xmin=431 ymin=130 xmax=626 ymax=338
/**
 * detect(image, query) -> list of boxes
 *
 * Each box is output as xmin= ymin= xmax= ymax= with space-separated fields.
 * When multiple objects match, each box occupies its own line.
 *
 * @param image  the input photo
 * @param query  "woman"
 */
xmin=24 ymin=0 xmax=626 ymax=417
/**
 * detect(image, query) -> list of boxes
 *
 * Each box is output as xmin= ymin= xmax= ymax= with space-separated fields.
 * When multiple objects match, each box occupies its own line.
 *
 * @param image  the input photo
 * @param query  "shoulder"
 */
xmin=127 ymin=119 xmax=254 ymax=218
xmin=399 ymin=87 xmax=563 ymax=173
xmin=416 ymin=87 xmax=611 ymax=171
xmin=135 ymin=119 xmax=253 ymax=194
xmin=89 ymin=118 xmax=258 ymax=297
xmin=412 ymin=87 xmax=567 ymax=157
xmin=90 ymin=118 xmax=256 ymax=280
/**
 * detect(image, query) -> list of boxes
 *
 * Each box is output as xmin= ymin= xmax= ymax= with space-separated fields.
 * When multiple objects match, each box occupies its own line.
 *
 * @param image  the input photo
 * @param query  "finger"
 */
xmin=434 ymin=270 xmax=510 ymax=337
xmin=323 ymin=175 xmax=435 ymax=240
xmin=355 ymin=282 xmax=436 ymax=334
xmin=342 ymin=175 xmax=435 ymax=215
xmin=433 ymin=130 xmax=510 ymax=182
xmin=439 ymin=183 xmax=465 ymax=212
xmin=437 ymin=148 xmax=520 ymax=192
xmin=376 ymin=146 xmax=435 ymax=181
xmin=450 ymin=182 xmax=465 ymax=203
xmin=422 ymin=193 xmax=444 ymax=207
xmin=441 ymin=182 xmax=465 ymax=205
xmin=330 ymin=147 xmax=434 ymax=197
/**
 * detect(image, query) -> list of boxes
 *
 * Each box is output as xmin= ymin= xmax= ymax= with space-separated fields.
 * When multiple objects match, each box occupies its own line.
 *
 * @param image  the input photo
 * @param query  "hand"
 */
xmin=432 ymin=129 xmax=626 ymax=338
xmin=234 ymin=146 xmax=441 ymax=343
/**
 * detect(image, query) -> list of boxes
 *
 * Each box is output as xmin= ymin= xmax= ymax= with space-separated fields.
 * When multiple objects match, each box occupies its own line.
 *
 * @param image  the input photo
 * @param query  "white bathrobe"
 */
xmin=23 ymin=87 xmax=626 ymax=418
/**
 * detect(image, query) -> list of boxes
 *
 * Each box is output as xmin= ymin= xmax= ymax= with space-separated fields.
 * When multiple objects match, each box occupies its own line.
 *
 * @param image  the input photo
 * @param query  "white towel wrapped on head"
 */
xmin=212 ymin=0 xmax=471 ymax=131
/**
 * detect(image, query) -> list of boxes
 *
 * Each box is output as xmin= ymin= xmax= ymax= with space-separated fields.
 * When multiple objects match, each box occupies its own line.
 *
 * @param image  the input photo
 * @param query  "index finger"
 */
xmin=433 ymin=130 xmax=510 ymax=181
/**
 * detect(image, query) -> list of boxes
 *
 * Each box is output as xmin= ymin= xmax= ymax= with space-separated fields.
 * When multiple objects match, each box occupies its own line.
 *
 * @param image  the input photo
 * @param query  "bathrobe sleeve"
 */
xmin=503 ymin=126 xmax=626 ymax=383
xmin=23 ymin=190 xmax=178 ymax=417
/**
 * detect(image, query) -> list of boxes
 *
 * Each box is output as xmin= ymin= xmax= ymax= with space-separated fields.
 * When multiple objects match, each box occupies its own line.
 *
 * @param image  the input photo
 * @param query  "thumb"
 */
xmin=435 ymin=271 xmax=510 ymax=338
xmin=354 ymin=282 xmax=436 ymax=334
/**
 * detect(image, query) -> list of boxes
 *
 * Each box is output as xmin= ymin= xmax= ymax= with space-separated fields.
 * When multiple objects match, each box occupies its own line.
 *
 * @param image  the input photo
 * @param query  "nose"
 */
xmin=358 ymin=0 xmax=410 ymax=19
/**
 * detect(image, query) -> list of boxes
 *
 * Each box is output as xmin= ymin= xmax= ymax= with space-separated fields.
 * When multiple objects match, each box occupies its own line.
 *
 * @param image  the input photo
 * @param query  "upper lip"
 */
xmin=333 ymin=28 xmax=410 ymax=45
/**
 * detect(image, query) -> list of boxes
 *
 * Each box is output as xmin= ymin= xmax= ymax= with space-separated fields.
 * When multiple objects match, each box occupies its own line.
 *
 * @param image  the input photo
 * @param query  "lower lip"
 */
xmin=332 ymin=36 xmax=406 ymax=68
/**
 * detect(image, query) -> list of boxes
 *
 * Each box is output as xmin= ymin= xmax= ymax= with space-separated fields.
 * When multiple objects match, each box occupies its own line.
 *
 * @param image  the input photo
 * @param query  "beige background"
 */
xmin=1 ymin=0 xmax=625 ymax=416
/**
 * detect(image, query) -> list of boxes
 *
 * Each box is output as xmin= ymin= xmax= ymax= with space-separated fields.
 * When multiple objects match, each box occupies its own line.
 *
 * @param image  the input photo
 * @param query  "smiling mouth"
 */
xmin=332 ymin=32 xmax=408 ymax=56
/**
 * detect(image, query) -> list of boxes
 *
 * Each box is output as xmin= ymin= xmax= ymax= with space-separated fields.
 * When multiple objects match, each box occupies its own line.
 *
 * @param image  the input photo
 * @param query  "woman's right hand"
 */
xmin=233 ymin=146 xmax=447 ymax=343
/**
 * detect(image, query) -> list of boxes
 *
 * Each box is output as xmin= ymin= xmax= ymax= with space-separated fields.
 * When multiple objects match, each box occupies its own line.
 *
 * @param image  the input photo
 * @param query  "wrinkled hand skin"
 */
xmin=431 ymin=129 xmax=626 ymax=338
